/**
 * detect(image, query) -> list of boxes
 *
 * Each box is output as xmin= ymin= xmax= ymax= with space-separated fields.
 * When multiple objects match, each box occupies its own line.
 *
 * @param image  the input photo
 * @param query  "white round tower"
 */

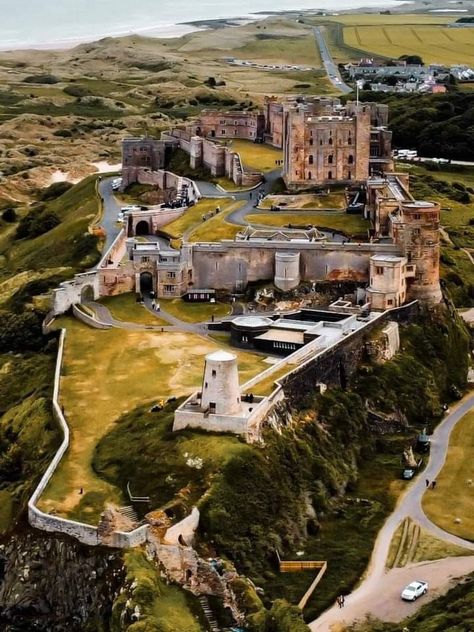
xmin=274 ymin=251 xmax=300 ymax=291
xmin=201 ymin=350 xmax=241 ymax=415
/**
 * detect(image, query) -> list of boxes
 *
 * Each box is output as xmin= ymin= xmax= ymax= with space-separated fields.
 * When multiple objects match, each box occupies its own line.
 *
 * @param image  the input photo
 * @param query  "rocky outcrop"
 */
xmin=0 ymin=528 xmax=124 ymax=632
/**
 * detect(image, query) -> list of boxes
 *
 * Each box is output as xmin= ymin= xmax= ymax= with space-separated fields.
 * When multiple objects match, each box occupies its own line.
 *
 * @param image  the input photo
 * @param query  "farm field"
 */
xmin=343 ymin=24 xmax=474 ymax=65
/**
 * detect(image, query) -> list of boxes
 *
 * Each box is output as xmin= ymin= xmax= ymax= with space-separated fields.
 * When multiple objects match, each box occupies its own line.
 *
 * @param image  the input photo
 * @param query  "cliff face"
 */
xmin=0 ymin=527 xmax=124 ymax=632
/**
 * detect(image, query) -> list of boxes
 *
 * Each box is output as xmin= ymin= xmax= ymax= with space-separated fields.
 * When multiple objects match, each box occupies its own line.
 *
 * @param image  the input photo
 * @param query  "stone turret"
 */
xmin=392 ymin=200 xmax=442 ymax=304
xmin=274 ymin=252 xmax=300 ymax=291
xmin=201 ymin=350 xmax=241 ymax=416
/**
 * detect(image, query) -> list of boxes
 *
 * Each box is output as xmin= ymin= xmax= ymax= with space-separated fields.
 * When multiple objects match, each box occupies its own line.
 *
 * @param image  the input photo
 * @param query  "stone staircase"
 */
xmin=118 ymin=505 xmax=139 ymax=524
xmin=198 ymin=595 xmax=220 ymax=632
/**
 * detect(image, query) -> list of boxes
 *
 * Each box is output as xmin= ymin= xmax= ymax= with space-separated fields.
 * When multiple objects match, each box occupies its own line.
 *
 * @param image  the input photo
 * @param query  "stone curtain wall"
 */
xmin=28 ymin=329 xmax=149 ymax=548
xmin=280 ymin=302 xmax=419 ymax=407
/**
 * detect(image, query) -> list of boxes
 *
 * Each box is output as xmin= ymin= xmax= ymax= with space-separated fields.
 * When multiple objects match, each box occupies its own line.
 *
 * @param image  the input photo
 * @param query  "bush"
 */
xmin=53 ymin=129 xmax=73 ymax=138
xmin=39 ymin=181 xmax=73 ymax=201
xmin=23 ymin=74 xmax=59 ymax=84
xmin=16 ymin=209 xmax=61 ymax=239
xmin=0 ymin=310 xmax=48 ymax=353
xmin=1 ymin=208 xmax=17 ymax=222
xmin=63 ymin=85 xmax=92 ymax=98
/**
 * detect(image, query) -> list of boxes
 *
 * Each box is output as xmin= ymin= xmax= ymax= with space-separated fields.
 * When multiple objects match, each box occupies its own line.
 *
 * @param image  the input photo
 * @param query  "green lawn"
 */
xmin=188 ymin=201 xmax=244 ymax=242
xmin=39 ymin=317 xmax=265 ymax=522
xmin=227 ymin=139 xmax=283 ymax=173
xmin=245 ymin=212 xmax=370 ymax=237
xmin=422 ymin=409 xmax=474 ymax=540
xmin=159 ymin=298 xmax=231 ymax=323
xmin=99 ymin=292 xmax=168 ymax=326
xmin=163 ymin=197 xmax=233 ymax=239
xmin=260 ymin=192 xmax=346 ymax=210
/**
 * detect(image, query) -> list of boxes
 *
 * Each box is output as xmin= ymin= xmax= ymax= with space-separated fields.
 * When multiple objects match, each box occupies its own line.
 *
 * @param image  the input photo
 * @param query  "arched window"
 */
xmin=309 ymin=155 xmax=314 ymax=165
xmin=348 ymin=137 xmax=352 ymax=145
xmin=328 ymin=155 xmax=333 ymax=164
xmin=308 ymin=171 xmax=312 ymax=180
xmin=347 ymin=171 xmax=352 ymax=180
xmin=329 ymin=137 xmax=333 ymax=145
xmin=328 ymin=170 xmax=333 ymax=180
xmin=348 ymin=155 xmax=354 ymax=164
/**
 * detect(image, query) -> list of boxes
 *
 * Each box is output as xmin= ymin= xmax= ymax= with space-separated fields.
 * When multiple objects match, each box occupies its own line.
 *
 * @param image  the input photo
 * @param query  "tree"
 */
xmin=205 ymin=76 xmax=217 ymax=88
xmin=2 ymin=208 xmax=17 ymax=222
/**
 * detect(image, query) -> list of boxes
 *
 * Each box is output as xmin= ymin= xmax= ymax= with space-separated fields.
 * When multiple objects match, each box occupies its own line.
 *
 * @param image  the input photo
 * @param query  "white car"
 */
xmin=111 ymin=177 xmax=122 ymax=191
xmin=121 ymin=205 xmax=140 ymax=212
xmin=401 ymin=580 xmax=428 ymax=601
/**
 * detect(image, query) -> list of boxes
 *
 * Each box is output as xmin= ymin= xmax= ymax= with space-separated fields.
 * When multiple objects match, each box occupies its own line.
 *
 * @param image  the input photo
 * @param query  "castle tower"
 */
xmin=201 ymin=350 xmax=241 ymax=415
xmin=274 ymin=252 xmax=300 ymax=291
xmin=392 ymin=200 xmax=442 ymax=304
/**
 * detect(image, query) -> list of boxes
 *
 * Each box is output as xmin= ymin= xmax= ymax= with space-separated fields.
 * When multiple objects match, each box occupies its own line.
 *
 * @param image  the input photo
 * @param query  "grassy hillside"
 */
xmin=93 ymin=304 xmax=469 ymax=623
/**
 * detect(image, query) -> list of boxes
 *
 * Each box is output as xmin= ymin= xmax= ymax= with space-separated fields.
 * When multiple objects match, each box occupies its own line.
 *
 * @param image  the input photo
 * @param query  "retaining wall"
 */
xmin=72 ymin=304 xmax=112 ymax=329
xmin=28 ymin=329 xmax=149 ymax=548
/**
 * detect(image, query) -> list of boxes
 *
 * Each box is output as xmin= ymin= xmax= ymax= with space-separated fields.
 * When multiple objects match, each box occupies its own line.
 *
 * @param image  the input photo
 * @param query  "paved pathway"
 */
xmin=313 ymin=27 xmax=352 ymax=94
xmin=310 ymin=393 xmax=474 ymax=631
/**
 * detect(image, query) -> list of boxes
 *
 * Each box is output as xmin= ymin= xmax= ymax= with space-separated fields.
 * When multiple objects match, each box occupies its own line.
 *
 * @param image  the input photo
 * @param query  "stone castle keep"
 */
xmin=122 ymin=96 xmax=393 ymax=190
xmin=53 ymin=94 xmax=442 ymax=315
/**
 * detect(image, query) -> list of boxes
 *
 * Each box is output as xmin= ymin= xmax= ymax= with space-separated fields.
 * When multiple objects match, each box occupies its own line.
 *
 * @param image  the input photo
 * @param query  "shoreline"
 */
xmin=0 ymin=1 xmax=411 ymax=53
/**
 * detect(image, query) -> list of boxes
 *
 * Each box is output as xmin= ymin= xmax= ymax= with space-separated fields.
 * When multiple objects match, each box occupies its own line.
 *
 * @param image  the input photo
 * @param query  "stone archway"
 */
xmin=136 ymin=220 xmax=150 ymax=236
xmin=140 ymin=271 xmax=154 ymax=295
xmin=81 ymin=285 xmax=95 ymax=303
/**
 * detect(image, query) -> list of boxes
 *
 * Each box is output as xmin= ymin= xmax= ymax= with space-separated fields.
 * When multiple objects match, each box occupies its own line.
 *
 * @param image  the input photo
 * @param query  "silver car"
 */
xmin=401 ymin=580 xmax=428 ymax=601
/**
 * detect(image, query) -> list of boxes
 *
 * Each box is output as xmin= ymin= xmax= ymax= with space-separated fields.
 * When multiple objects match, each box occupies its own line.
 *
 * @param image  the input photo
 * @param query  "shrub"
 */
xmin=63 ymin=85 xmax=91 ymax=97
xmin=0 ymin=310 xmax=47 ymax=353
xmin=16 ymin=209 xmax=61 ymax=239
xmin=1 ymin=208 xmax=17 ymax=222
xmin=39 ymin=181 xmax=73 ymax=201
xmin=23 ymin=74 xmax=59 ymax=84
xmin=53 ymin=129 xmax=73 ymax=138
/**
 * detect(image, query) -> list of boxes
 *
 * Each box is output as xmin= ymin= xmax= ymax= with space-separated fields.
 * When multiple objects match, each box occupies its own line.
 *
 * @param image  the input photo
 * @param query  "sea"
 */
xmin=0 ymin=0 xmax=406 ymax=51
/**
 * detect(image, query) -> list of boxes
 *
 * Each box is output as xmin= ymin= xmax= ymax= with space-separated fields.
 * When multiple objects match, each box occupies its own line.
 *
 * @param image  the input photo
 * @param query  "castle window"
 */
xmin=205 ymin=382 xmax=208 ymax=388
xmin=348 ymin=155 xmax=354 ymax=164
xmin=413 ymin=213 xmax=421 ymax=220
xmin=328 ymin=170 xmax=333 ymax=179
xmin=164 ymin=284 xmax=174 ymax=293
xmin=309 ymin=155 xmax=314 ymax=165
xmin=309 ymin=138 xmax=314 ymax=146
xmin=320 ymin=139 xmax=323 ymax=146
xmin=212 ymin=370 xmax=216 ymax=377
xmin=348 ymin=137 xmax=352 ymax=145
xmin=375 ymin=266 xmax=384 ymax=275
xmin=308 ymin=172 xmax=312 ymax=180
xmin=329 ymin=137 xmax=333 ymax=145
xmin=168 ymin=271 xmax=176 ymax=279
xmin=221 ymin=130 xmax=226 ymax=135
xmin=347 ymin=171 xmax=352 ymax=180
xmin=328 ymin=155 xmax=333 ymax=164
xmin=141 ymin=256 xmax=150 ymax=263
xmin=387 ymin=299 xmax=393 ymax=306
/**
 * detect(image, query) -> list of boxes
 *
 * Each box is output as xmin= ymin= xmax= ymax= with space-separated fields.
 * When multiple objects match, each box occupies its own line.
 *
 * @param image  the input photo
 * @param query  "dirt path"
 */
xmin=310 ymin=393 xmax=474 ymax=631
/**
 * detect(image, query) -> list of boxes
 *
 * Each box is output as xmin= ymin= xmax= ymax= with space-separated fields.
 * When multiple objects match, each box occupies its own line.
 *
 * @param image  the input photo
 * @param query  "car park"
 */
xmin=401 ymin=580 xmax=428 ymax=601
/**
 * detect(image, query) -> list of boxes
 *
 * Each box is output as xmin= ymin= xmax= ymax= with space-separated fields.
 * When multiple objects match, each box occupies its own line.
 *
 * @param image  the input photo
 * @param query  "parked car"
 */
xmin=111 ymin=177 xmax=122 ymax=191
xmin=121 ymin=205 xmax=140 ymax=212
xmin=416 ymin=432 xmax=431 ymax=453
xmin=402 ymin=468 xmax=415 ymax=480
xmin=401 ymin=580 xmax=428 ymax=601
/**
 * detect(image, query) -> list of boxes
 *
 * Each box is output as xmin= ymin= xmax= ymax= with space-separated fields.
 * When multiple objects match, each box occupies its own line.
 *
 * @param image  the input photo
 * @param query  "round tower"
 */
xmin=274 ymin=252 xmax=300 ymax=291
xmin=201 ymin=350 xmax=241 ymax=415
xmin=397 ymin=201 xmax=442 ymax=303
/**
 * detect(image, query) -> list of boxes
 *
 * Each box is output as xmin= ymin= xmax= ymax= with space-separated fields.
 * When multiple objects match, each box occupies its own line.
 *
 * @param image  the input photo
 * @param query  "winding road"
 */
xmin=313 ymin=27 xmax=352 ymax=95
xmin=310 ymin=393 xmax=474 ymax=631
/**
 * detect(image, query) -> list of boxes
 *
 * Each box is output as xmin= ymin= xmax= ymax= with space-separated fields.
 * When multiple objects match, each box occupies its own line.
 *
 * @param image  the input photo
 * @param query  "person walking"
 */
xmin=425 ymin=479 xmax=430 ymax=488
xmin=431 ymin=480 xmax=437 ymax=489
xmin=340 ymin=594 xmax=345 ymax=608
xmin=336 ymin=595 xmax=342 ymax=609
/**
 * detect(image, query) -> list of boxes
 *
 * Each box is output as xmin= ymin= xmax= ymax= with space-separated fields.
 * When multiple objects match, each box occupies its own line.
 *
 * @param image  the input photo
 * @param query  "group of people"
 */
xmin=425 ymin=479 xmax=437 ymax=489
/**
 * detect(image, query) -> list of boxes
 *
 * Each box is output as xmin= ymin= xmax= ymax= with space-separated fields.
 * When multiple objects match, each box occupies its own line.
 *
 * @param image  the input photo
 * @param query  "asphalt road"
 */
xmin=310 ymin=393 xmax=474 ymax=631
xmin=313 ymin=27 xmax=352 ymax=95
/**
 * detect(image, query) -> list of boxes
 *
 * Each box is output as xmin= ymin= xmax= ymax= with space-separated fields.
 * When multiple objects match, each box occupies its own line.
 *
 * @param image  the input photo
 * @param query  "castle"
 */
xmin=52 ymin=94 xmax=442 ymax=316
xmin=121 ymin=96 xmax=393 ymax=190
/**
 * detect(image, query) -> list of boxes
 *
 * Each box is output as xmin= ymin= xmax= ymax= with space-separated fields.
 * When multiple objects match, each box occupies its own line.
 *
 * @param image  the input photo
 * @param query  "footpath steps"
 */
xmin=198 ymin=595 xmax=220 ymax=632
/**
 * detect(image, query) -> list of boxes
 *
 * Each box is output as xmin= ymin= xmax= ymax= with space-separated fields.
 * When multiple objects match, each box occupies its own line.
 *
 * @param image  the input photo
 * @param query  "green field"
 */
xmin=98 ymin=292 xmax=168 ymax=326
xmin=245 ymin=212 xmax=370 ymax=237
xmin=226 ymin=139 xmax=283 ymax=173
xmin=159 ymin=298 xmax=231 ymax=323
xmin=163 ymin=197 xmax=234 ymax=239
xmin=39 ymin=318 xmax=266 ymax=522
xmin=188 ymin=202 xmax=243 ymax=242
xmin=422 ymin=409 xmax=474 ymax=540
xmin=344 ymin=24 xmax=474 ymax=65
